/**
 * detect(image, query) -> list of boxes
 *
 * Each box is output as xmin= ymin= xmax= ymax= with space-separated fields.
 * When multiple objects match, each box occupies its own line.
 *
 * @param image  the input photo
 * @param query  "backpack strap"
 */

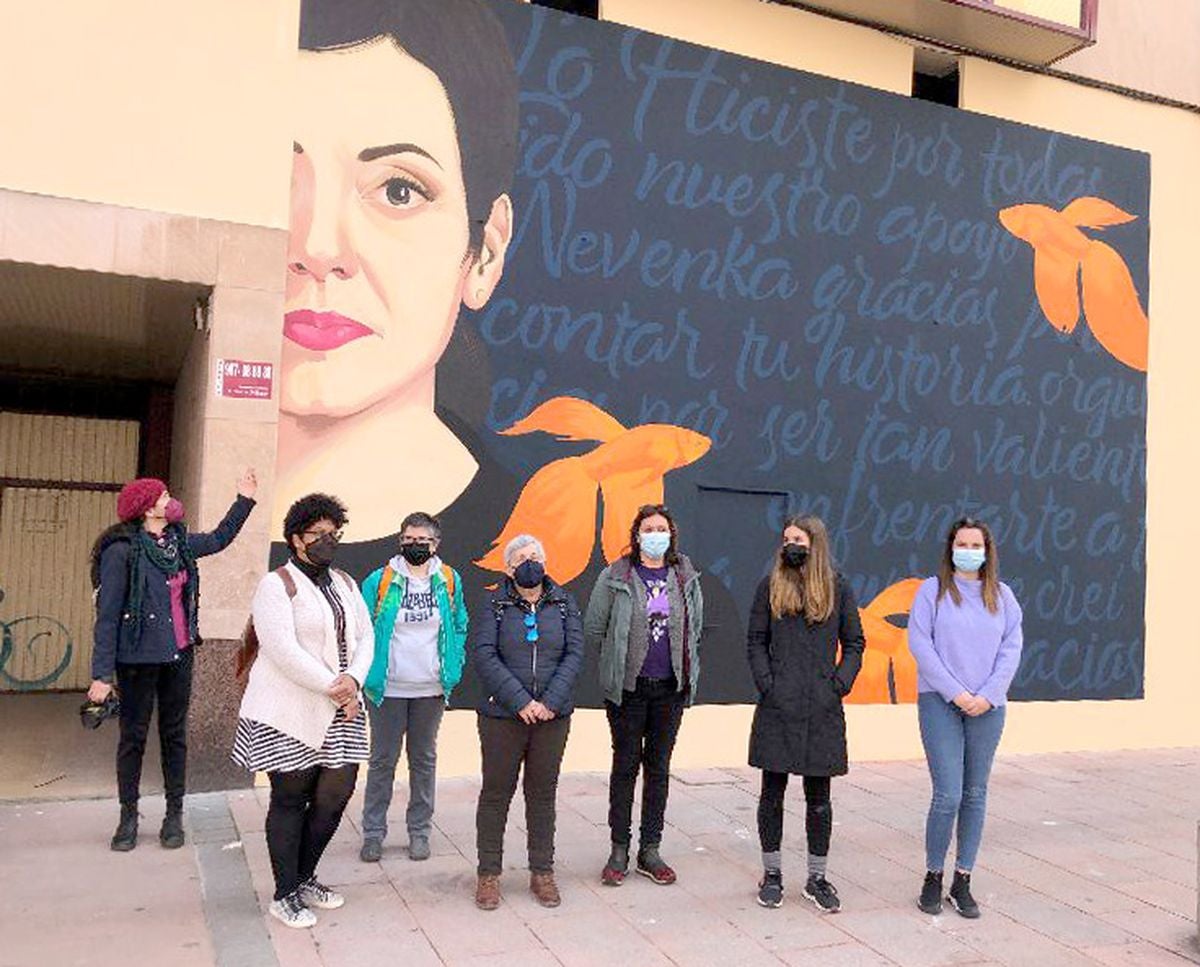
xmin=439 ymin=564 xmax=456 ymax=602
xmin=236 ymin=566 xmax=296 ymax=679
xmin=373 ymin=564 xmax=396 ymax=620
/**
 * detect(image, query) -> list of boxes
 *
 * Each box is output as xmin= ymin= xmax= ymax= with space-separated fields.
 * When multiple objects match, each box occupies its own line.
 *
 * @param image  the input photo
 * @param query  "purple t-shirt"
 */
xmin=636 ymin=564 xmax=672 ymax=679
xmin=166 ymin=569 xmax=189 ymax=651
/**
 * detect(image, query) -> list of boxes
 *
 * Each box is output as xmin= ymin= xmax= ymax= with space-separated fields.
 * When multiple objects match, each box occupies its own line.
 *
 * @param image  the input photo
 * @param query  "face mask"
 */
xmin=952 ymin=547 xmax=986 ymax=573
xmin=639 ymin=531 xmax=671 ymax=559
xmin=782 ymin=543 xmax=809 ymax=567
xmin=164 ymin=499 xmax=186 ymax=525
xmin=513 ymin=559 xmax=545 ymax=589
xmin=400 ymin=542 xmax=432 ymax=566
xmin=304 ymin=533 xmax=339 ymax=568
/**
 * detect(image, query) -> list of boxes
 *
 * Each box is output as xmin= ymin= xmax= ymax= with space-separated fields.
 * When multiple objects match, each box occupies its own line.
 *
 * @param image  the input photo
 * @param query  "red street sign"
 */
xmin=215 ymin=358 xmax=274 ymax=400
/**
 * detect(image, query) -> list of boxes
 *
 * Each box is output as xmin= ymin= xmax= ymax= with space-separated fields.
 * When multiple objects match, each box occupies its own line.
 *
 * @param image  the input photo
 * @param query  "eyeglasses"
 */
xmin=523 ymin=611 xmax=539 ymax=643
xmin=304 ymin=529 xmax=343 ymax=544
xmin=400 ymin=538 xmax=435 ymax=547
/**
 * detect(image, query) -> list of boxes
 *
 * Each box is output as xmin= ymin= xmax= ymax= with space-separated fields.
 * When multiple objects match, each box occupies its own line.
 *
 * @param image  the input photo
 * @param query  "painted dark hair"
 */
xmin=283 ymin=493 xmax=349 ymax=545
xmin=626 ymin=503 xmax=680 ymax=567
xmin=299 ymin=0 xmax=519 ymax=252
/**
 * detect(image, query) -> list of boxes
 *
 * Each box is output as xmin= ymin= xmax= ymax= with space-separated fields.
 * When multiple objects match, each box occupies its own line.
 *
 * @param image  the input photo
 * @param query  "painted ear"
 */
xmin=1062 ymin=197 xmax=1138 ymax=230
xmin=462 ymin=194 xmax=513 ymax=311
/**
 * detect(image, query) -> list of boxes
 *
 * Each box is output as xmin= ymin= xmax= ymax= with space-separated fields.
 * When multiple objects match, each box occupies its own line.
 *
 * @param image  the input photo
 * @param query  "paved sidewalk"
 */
xmin=3 ymin=748 xmax=1197 ymax=967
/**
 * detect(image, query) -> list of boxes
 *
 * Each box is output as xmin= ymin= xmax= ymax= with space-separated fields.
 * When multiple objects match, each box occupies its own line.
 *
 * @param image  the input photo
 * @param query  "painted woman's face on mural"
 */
xmin=282 ymin=41 xmax=505 ymax=418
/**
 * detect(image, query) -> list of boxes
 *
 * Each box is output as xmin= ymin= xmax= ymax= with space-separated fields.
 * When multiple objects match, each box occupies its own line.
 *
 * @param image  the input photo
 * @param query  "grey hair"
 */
xmin=504 ymin=534 xmax=546 ymax=566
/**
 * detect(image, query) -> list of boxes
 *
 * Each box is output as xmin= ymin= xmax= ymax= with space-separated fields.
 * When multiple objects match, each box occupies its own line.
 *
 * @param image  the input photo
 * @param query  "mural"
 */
xmin=275 ymin=0 xmax=1150 ymax=707
xmin=0 ymin=588 xmax=74 ymax=690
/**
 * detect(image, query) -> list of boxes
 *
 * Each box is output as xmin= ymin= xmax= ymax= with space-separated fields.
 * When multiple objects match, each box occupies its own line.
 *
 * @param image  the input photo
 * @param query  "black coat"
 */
xmin=92 ymin=496 xmax=255 ymax=678
xmin=471 ymin=578 xmax=584 ymax=719
xmin=746 ymin=574 xmax=865 ymax=777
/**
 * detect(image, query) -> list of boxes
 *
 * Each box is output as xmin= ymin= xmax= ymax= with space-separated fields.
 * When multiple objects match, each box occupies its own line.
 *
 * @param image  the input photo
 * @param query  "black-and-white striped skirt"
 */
xmin=231 ymin=711 xmax=368 ymax=773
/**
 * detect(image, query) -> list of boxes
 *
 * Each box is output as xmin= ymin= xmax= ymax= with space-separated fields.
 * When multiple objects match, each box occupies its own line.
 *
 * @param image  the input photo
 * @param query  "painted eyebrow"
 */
xmin=357 ymin=142 xmax=443 ymax=168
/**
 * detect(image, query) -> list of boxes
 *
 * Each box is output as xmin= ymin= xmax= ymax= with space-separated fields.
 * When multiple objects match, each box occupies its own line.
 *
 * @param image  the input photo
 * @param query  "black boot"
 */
xmin=948 ymin=870 xmax=980 ymax=919
xmin=160 ymin=799 xmax=185 ymax=849
xmin=111 ymin=803 xmax=139 ymax=852
xmin=918 ymin=870 xmax=943 ymax=915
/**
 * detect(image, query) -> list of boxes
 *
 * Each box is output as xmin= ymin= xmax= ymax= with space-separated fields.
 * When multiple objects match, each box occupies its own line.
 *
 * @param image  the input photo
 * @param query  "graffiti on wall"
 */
xmin=0 ymin=588 xmax=74 ymax=690
xmin=272 ymin=0 xmax=1150 ymax=707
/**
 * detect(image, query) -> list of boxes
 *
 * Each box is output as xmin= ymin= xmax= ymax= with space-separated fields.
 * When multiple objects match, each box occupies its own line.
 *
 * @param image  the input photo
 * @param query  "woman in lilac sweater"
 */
xmin=906 ymin=518 xmax=1023 ymax=920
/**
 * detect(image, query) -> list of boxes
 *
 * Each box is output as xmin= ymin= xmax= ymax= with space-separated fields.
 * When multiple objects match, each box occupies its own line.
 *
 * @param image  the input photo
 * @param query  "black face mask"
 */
xmin=304 ymin=533 xmax=339 ymax=568
xmin=513 ymin=559 xmax=545 ymax=589
xmin=782 ymin=543 xmax=809 ymax=568
xmin=400 ymin=542 xmax=433 ymax=566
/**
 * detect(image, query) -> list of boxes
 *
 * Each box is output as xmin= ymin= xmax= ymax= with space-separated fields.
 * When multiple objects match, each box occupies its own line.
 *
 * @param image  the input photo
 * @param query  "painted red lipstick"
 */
xmin=284 ymin=310 xmax=373 ymax=352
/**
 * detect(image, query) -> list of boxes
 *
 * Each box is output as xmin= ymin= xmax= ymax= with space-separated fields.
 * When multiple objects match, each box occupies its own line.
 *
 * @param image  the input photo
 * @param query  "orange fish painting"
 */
xmin=998 ymin=197 xmax=1148 ymax=371
xmin=477 ymin=397 xmax=712 ymax=584
xmin=845 ymin=578 xmax=922 ymax=705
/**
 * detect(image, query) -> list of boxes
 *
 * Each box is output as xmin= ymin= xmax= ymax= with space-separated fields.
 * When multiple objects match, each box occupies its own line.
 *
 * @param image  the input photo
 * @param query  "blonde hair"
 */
xmin=769 ymin=515 xmax=835 ymax=624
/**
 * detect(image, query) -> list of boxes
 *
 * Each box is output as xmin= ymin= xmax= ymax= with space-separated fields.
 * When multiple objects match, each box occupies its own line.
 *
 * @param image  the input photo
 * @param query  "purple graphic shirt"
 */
xmin=636 ymin=564 xmax=672 ymax=679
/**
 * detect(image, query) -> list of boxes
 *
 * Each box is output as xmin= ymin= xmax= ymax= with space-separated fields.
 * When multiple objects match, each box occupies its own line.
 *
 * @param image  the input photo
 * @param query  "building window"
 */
xmin=531 ymin=0 xmax=600 ymax=19
xmin=912 ymin=48 xmax=960 ymax=108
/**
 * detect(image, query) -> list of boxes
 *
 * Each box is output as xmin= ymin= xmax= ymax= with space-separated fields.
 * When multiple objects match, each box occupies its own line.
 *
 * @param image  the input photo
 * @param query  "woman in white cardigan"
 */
xmin=233 ymin=493 xmax=374 ymax=929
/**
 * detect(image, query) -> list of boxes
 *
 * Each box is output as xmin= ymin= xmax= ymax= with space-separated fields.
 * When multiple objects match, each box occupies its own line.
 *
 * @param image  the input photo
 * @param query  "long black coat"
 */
xmin=747 ymin=574 xmax=865 ymax=777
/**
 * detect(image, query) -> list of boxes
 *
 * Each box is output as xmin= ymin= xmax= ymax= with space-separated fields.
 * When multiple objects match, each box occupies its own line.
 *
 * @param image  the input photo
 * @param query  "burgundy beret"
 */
xmin=117 ymin=478 xmax=167 ymax=522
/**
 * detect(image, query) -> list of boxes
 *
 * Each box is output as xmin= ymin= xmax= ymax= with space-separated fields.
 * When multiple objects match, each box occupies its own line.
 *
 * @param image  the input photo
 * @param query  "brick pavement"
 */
xmin=3 ymin=748 xmax=1197 ymax=966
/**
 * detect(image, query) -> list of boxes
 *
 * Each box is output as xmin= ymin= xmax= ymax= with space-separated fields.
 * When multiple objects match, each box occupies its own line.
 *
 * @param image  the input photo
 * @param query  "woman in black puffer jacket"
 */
xmin=470 ymin=533 xmax=583 ymax=912
xmin=747 ymin=515 xmax=864 ymax=913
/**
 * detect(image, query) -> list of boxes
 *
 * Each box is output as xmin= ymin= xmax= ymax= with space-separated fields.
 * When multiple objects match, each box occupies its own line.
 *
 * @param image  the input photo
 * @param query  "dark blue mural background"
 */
xmin=433 ymin=3 xmax=1149 ymax=704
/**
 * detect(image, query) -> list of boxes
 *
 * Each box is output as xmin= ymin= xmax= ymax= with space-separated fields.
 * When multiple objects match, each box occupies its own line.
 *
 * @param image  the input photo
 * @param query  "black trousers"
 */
xmin=606 ymin=676 xmax=686 ymax=848
xmin=115 ymin=649 xmax=194 ymax=807
xmin=476 ymin=714 xmax=571 ymax=875
xmin=265 ymin=764 xmax=358 ymax=901
xmin=757 ymin=771 xmax=832 ymax=856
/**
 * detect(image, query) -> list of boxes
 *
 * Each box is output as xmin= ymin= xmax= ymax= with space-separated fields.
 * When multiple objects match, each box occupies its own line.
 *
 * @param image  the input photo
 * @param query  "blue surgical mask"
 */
xmin=952 ymin=548 xmax=986 ymax=573
xmin=639 ymin=531 xmax=671 ymax=559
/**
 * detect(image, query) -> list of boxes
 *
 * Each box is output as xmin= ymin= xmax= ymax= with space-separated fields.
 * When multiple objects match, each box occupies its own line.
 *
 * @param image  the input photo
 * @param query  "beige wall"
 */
xmin=1055 ymin=0 xmax=1200 ymax=106
xmin=0 ymin=0 xmax=297 ymax=228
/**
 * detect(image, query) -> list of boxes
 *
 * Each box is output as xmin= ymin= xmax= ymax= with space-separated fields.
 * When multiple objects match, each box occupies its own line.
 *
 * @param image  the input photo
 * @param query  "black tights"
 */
xmin=757 ymin=771 xmax=832 ymax=856
xmin=265 ymin=764 xmax=358 ymax=900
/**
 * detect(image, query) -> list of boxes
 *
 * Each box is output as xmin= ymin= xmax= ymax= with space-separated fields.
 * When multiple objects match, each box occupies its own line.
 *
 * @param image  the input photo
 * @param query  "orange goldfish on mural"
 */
xmin=477 ymin=397 xmax=712 ymax=584
xmin=998 ymin=197 xmax=1148 ymax=371
xmin=845 ymin=577 xmax=922 ymax=705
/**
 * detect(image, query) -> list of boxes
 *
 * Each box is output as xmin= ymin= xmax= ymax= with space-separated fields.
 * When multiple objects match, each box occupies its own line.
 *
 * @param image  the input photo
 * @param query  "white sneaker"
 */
xmin=298 ymin=876 xmax=345 ymax=910
xmin=269 ymin=892 xmax=316 ymax=929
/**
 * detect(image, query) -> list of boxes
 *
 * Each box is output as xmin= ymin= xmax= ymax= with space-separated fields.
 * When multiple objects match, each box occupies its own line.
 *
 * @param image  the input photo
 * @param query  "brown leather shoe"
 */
xmin=475 ymin=874 xmax=501 ymax=911
xmin=530 ymin=871 xmax=561 ymax=908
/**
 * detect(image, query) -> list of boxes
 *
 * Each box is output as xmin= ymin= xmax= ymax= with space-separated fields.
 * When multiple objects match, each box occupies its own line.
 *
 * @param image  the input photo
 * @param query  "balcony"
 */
xmin=775 ymin=0 xmax=1097 ymax=64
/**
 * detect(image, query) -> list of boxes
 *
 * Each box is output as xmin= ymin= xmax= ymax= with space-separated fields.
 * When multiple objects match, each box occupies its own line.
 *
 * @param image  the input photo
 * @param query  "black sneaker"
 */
xmin=948 ymin=871 xmax=980 ymax=919
xmin=918 ymin=870 xmax=944 ymax=915
xmin=803 ymin=874 xmax=840 ymax=913
xmin=757 ymin=869 xmax=784 ymax=908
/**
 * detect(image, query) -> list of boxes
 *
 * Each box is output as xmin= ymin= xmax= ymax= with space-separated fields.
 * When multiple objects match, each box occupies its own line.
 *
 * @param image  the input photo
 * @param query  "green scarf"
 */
xmin=125 ymin=525 xmax=200 ymax=648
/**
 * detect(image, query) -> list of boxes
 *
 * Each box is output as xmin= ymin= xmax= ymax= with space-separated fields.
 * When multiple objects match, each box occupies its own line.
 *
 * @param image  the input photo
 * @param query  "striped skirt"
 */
xmin=231 ymin=709 xmax=368 ymax=773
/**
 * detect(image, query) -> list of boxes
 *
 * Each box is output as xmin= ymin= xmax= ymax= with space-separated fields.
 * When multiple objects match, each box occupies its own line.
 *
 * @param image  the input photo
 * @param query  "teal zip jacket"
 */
xmin=361 ymin=558 xmax=469 ymax=707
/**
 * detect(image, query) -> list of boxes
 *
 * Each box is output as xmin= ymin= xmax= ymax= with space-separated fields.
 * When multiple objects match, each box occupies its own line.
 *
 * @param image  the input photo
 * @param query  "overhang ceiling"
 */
xmin=0 ymin=261 xmax=207 ymax=383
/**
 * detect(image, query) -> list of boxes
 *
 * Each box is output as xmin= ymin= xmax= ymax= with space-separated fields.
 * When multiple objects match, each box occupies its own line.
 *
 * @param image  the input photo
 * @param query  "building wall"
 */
xmin=0 ymin=0 xmax=297 ymax=228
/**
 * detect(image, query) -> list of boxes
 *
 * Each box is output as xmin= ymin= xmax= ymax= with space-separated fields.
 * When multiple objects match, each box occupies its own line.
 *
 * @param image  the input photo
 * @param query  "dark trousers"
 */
xmin=265 ymin=764 xmax=358 ymax=901
xmin=757 ymin=771 xmax=832 ymax=856
xmin=605 ymin=676 xmax=686 ymax=848
xmin=115 ymin=649 xmax=194 ymax=806
xmin=475 ymin=714 xmax=570 ymax=876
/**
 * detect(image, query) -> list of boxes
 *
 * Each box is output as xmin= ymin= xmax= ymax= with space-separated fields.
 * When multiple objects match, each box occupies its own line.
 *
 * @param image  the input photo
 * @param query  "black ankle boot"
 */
xmin=111 ymin=803 xmax=139 ymax=852
xmin=160 ymin=800 xmax=185 ymax=849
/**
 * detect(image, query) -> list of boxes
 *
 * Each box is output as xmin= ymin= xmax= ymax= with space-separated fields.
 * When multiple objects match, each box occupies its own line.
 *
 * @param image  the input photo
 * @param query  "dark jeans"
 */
xmin=476 ymin=714 xmax=571 ymax=875
xmin=115 ymin=649 xmax=194 ymax=806
xmin=757 ymin=771 xmax=832 ymax=856
xmin=605 ymin=676 xmax=686 ymax=848
xmin=265 ymin=764 xmax=358 ymax=901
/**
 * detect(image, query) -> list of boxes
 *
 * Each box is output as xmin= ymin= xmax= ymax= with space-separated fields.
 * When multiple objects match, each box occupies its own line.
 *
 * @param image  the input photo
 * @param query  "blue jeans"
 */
xmin=361 ymin=696 xmax=444 ymax=844
xmin=918 ymin=691 xmax=1006 ymax=873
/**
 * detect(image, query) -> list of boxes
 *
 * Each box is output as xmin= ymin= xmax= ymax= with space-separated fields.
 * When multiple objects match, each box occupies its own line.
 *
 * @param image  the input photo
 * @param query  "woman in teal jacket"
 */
xmin=357 ymin=513 xmax=468 ymax=863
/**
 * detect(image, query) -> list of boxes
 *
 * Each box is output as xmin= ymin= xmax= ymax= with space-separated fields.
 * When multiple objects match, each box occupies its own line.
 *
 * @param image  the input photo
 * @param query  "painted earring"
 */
xmin=475 ymin=288 xmax=485 ymax=300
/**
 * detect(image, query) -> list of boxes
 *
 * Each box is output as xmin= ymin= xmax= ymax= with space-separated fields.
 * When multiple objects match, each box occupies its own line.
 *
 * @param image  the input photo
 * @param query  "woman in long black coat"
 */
xmin=747 ymin=514 xmax=864 ymax=913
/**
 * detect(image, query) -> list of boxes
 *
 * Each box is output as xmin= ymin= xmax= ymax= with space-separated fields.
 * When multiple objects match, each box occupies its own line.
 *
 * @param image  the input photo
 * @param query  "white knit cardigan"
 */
xmin=237 ymin=561 xmax=375 ymax=751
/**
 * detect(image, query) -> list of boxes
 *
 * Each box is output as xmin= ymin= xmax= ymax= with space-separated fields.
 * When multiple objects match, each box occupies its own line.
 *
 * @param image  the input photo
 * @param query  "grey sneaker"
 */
xmin=269 ymin=892 xmax=316 ymax=929
xmin=360 ymin=839 xmax=382 ymax=863
xmin=757 ymin=869 xmax=784 ymax=908
xmin=408 ymin=835 xmax=431 ymax=861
